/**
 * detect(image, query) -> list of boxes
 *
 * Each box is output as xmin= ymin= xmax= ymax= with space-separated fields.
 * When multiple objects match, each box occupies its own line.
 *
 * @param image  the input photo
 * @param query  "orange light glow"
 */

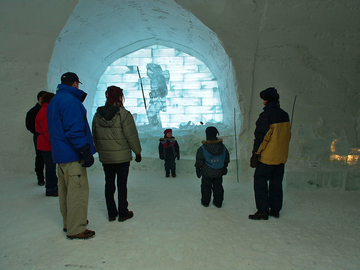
xmin=329 ymin=143 xmax=359 ymax=165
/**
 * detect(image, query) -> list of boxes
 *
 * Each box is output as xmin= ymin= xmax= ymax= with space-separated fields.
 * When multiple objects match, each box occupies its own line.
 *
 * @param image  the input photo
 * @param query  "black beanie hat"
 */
xmin=260 ymin=87 xmax=279 ymax=102
xmin=206 ymin=126 xmax=219 ymax=140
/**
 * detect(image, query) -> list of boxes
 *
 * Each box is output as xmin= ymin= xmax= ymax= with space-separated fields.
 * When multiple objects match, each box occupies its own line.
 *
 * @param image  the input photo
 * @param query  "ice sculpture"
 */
xmin=94 ymin=45 xmax=223 ymax=130
xmin=146 ymin=63 xmax=170 ymax=127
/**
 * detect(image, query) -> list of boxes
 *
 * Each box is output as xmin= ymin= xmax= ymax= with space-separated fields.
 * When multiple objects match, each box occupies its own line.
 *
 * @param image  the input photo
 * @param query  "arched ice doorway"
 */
xmin=95 ymin=45 xmax=224 ymax=130
xmin=47 ymin=0 xmax=241 ymax=156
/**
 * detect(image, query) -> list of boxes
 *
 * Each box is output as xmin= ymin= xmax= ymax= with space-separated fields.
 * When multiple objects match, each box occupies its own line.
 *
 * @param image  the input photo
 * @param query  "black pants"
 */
xmin=164 ymin=158 xmax=176 ymax=176
xmin=41 ymin=151 xmax=58 ymax=195
xmin=33 ymin=136 xmax=44 ymax=181
xmin=253 ymin=162 xmax=285 ymax=212
xmin=102 ymin=162 xmax=130 ymax=219
xmin=201 ymin=176 xmax=224 ymax=205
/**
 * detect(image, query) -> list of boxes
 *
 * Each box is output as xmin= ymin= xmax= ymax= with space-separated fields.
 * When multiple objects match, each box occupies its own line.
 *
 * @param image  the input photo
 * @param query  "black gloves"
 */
xmin=223 ymin=167 xmax=228 ymax=175
xmin=196 ymin=168 xmax=201 ymax=178
xmin=78 ymin=144 xmax=94 ymax=167
xmin=135 ymin=154 xmax=142 ymax=162
xmin=250 ymin=153 xmax=260 ymax=168
xmin=159 ymin=154 xmax=165 ymax=160
xmin=177 ymin=154 xmax=180 ymax=160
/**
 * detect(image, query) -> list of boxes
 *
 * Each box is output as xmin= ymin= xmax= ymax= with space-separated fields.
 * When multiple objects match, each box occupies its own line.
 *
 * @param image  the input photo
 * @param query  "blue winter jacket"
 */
xmin=47 ymin=84 xmax=95 ymax=164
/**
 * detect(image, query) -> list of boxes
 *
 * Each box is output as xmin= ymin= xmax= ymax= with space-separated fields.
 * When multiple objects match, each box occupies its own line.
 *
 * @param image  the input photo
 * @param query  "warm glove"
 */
xmin=250 ymin=153 xmax=260 ymax=168
xmin=135 ymin=154 xmax=142 ymax=162
xmin=196 ymin=168 xmax=202 ymax=178
xmin=177 ymin=154 xmax=180 ymax=160
xmin=223 ymin=167 xmax=228 ymax=175
xmin=78 ymin=144 xmax=94 ymax=167
xmin=159 ymin=154 xmax=165 ymax=160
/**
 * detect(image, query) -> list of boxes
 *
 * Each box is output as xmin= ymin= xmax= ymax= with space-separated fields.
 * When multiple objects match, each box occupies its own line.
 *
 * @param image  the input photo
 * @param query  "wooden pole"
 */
xmin=137 ymin=66 xmax=147 ymax=112
xmin=234 ymin=108 xmax=239 ymax=183
xmin=290 ymin=95 xmax=297 ymax=130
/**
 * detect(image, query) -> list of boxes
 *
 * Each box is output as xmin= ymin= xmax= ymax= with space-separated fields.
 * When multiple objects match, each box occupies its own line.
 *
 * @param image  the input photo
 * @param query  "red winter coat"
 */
xmin=35 ymin=103 xmax=51 ymax=151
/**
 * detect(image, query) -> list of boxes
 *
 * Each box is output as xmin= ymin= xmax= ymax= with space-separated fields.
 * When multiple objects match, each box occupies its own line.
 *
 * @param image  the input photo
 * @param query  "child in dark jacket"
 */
xmin=195 ymin=126 xmax=230 ymax=208
xmin=159 ymin=129 xmax=180 ymax=177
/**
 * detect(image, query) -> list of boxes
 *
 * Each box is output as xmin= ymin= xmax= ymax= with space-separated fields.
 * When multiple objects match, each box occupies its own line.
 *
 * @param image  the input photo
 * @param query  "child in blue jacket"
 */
xmin=195 ymin=126 xmax=230 ymax=208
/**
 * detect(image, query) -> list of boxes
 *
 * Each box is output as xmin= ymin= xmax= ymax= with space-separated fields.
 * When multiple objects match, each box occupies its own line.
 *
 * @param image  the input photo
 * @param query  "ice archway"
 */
xmin=47 ymin=0 xmax=240 ymax=132
xmin=95 ymin=45 xmax=224 ymax=129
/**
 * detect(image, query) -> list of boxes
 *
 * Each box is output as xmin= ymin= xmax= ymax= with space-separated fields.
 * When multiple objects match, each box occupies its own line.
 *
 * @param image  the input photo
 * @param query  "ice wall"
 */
xmin=1 ymin=0 xmax=360 ymax=189
xmin=94 ymin=45 xmax=223 ymax=129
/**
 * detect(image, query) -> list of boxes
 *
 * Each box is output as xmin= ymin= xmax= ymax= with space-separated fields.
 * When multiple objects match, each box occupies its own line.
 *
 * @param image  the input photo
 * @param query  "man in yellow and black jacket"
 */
xmin=249 ymin=87 xmax=291 ymax=220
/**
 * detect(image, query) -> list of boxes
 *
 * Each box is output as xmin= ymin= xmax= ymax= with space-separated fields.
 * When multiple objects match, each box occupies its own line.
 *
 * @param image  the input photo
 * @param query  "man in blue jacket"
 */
xmin=249 ymin=87 xmax=291 ymax=220
xmin=47 ymin=72 xmax=96 ymax=239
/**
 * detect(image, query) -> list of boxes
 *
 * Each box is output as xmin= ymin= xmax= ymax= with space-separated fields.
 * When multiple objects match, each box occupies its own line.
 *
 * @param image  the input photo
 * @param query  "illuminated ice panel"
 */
xmin=93 ymin=45 xmax=223 ymax=129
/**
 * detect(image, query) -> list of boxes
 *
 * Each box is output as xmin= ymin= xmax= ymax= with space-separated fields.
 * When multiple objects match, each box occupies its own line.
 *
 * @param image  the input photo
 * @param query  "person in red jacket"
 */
xmin=35 ymin=92 xmax=58 ymax=197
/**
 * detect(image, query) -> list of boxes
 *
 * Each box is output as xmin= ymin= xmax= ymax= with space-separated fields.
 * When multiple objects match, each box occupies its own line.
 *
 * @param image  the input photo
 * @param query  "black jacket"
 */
xmin=26 ymin=103 xmax=41 ymax=136
xmin=253 ymin=101 xmax=291 ymax=165
xmin=195 ymin=138 xmax=230 ymax=178
xmin=159 ymin=137 xmax=180 ymax=160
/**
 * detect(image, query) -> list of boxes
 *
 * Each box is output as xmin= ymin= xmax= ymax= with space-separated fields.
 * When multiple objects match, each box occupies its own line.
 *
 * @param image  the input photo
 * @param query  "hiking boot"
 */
xmin=166 ymin=173 xmax=170 ymax=178
xmin=248 ymin=211 xmax=269 ymax=220
xmin=213 ymin=202 xmax=222 ymax=208
xmin=201 ymin=202 xmax=209 ymax=207
xmin=46 ymin=192 xmax=58 ymax=197
xmin=63 ymin=220 xmax=89 ymax=232
xmin=269 ymin=209 xmax=280 ymax=218
xmin=108 ymin=216 xmax=117 ymax=222
xmin=38 ymin=180 xmax=45 ymax=186
xmin=172 ymin=174 xmax=176 ymax=177
xmin=67 ymin=229 xmax=95 ymax=240
xmin=118 ymin=211 xmax=134 ymax=222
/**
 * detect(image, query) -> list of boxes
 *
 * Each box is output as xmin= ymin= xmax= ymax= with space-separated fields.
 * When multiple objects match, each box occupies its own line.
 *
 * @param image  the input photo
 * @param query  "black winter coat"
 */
xmin=195 ymin=138 xmax=230 ymax=178
xmin=159 ymin=137 xmax=180 ymax=160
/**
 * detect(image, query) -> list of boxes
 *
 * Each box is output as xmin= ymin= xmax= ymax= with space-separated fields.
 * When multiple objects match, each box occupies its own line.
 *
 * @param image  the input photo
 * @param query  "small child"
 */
xmin=195 ymin=126 xmax=230 ymax=208
xmin=159 ymin=129 xmax=180 ymax=177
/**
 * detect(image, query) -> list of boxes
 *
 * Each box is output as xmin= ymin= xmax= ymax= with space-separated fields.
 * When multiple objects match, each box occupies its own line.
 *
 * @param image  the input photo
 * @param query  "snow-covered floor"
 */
xmin=1 ymin=165 xmax=359 ymax=269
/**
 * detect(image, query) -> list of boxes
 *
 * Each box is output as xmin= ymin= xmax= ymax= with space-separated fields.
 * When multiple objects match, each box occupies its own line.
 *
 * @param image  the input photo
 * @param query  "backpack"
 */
xmin=201 ymin=145 xmax=226 ymax=169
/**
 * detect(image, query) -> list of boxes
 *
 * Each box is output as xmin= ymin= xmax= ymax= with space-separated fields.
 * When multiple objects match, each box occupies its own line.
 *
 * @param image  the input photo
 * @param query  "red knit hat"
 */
xmin=164 ymin=129 xmax=172 ymax=138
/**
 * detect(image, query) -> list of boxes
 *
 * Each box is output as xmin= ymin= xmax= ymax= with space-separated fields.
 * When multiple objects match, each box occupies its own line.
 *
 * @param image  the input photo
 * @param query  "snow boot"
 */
xmin=269 ymin=209 xmax=280 ymax=218
xmin=248 ymin=211 xmax=269 ymax=220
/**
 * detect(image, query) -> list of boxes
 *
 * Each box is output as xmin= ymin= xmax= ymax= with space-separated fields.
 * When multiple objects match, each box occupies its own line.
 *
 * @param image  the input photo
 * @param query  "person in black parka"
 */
xmin=159 ymin=129 xmax=180 ymax=177
xmin=25 ymin=90 xmax=47 ymax=186
xmin=195 ymin=126 xmax=230 ymax=208
xmin=249 ymin=87 xmax=291 ymax=220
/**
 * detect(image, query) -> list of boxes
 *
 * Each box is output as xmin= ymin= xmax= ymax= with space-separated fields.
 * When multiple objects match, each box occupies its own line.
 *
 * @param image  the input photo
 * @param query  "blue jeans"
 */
xmin=41 ymin=151 xmax=58 ymax=195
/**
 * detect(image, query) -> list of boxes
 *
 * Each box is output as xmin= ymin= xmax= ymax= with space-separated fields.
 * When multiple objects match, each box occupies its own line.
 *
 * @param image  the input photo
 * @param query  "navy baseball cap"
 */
xmin=61 ymin=72 xmax=82 ymax=84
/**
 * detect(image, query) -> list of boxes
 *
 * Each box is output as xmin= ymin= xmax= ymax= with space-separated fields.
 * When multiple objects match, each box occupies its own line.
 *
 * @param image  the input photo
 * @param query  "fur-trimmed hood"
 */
xmin=201 ymin=138 xmax=224 ymax=155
